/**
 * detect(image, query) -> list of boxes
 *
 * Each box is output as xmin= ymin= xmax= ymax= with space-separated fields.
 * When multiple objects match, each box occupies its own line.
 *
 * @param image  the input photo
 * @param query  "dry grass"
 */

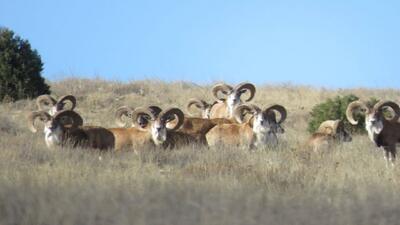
xmin=1 ymin=78 xmax=400 ymax=225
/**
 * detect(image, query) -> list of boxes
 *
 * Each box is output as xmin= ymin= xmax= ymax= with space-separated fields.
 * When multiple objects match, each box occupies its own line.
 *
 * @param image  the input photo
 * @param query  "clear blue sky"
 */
xmin=1 ymin=0 xmax=400 ymax=88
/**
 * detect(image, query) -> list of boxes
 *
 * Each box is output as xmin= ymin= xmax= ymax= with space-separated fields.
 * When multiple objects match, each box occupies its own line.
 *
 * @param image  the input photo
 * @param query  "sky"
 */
xmin=1 ymin=0 xmax=400 ymax=88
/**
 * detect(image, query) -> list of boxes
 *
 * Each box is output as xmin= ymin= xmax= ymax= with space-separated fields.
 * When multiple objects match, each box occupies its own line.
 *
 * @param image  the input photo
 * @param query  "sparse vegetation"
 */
xmin=1 ymin=79 xmax=400 ymax=225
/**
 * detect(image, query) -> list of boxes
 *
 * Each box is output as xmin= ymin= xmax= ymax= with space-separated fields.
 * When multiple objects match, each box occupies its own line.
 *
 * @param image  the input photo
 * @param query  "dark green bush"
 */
xmin=0 ymin=27 xmax=50 ymax=101
xmin=307 ymin=94 xmax=378 ymax=134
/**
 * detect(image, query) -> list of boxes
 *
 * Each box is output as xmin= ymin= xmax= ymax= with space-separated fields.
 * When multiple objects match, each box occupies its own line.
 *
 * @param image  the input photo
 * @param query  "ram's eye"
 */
xmin=59 ymin=116 xmax=73 ymax=124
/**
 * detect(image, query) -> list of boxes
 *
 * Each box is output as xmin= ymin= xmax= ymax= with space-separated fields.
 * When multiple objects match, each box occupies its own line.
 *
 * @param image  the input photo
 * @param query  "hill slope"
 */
xmin=0 ymin=78 xmax=400 ymax=225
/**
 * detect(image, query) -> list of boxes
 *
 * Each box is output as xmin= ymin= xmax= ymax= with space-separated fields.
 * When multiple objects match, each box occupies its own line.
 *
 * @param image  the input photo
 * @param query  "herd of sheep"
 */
xmin=26 ymin=82 xmax=400 ymax=167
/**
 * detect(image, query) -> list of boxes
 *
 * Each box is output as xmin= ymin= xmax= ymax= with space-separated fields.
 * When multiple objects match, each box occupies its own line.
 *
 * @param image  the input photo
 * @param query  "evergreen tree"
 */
xmin=307 ymin=94 xmax=372 ymax=134
xmin=0 ymin=27 xmax=50 ymax=101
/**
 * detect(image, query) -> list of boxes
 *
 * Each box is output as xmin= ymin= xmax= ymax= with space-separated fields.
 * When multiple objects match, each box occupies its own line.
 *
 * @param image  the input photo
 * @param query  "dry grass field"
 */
xmin=1 ymin=78 xmax=400 ymax=225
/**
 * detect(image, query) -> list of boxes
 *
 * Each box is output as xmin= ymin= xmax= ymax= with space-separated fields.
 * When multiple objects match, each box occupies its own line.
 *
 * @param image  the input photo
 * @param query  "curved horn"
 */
xmin=160 ymin=108 xmax=185 ymax=131
xmin=148 ymin=105 xmax=162 ymax=117
xmin=53 ymin=110 xmax=83 ymax=129
xmin=346 ymin=100 xmax=368 ymax=125
xmin=233 ymin=104 xmax=257 ymax=123
xmin=36 ymin=95 xmax=56 ymax=110
xmin=211 ymin=83 xmax=233 ymax=101
xmin=115 ymin=106 xmax=134 ymax=127
xmin=264 ymin=104 xmax=287 ymax=124
xmin=374 ymin=100 xmax=400 ymax=122
xmin=131 ymin=107 xmax=154 ymax=128
xmin=187 ymin=98 xmax=208 ymax=116
xmin=234 ymin=82 xmax=256 ymax=102
xmin=57 ymin=95 xmax=77 ymax=111
xmin=27 ymin=111 xmax=51 ymax=133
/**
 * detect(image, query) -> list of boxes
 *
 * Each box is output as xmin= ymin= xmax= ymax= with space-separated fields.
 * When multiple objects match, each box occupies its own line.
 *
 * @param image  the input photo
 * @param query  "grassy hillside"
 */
xmin=1 ymin=78 xmax=400 ymax=225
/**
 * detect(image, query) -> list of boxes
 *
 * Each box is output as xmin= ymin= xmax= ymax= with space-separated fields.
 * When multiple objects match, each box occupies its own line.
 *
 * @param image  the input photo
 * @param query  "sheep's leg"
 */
xmin=383 ymin=148 xmax=390 ymax=169
xmin=389 ymin=145 xmax=396 ymax=167
xmin=383 ymin=146 xmax=396 ymax=168
xmin=266 ymin=132 xmax=278 ymax=148
xmin=249 ymin=143 xmax=256 ymax=151
xmin=249 ymin=135 xmax=257 ymax=151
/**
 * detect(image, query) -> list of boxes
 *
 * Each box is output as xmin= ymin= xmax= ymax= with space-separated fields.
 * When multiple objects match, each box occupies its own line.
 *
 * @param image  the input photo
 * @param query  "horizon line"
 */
xmin=45 ymin=75 xmax=400 ymax=90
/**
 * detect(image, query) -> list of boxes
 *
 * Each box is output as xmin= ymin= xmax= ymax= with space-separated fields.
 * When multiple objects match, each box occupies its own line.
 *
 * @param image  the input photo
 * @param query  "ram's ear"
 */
xmin=135 ymin=114 xmax=154 ymax=131
xmin=131 ymin=107 xmax=155 ymax=130
xmin=138 ymin=119 xmax=152 ymax=131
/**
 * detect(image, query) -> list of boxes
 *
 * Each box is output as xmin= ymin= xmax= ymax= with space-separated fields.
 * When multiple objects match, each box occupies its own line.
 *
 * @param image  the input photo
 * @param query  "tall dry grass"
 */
xmin=1 ymin=78 xmax=400 ymax=225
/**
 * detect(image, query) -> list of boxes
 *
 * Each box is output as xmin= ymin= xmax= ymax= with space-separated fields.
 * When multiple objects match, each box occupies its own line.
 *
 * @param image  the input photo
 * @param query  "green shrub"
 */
xmin=0 ymin=27 xmax=50 ymax=101
xmin=307 ymin=94 xmax=378 ymax=134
